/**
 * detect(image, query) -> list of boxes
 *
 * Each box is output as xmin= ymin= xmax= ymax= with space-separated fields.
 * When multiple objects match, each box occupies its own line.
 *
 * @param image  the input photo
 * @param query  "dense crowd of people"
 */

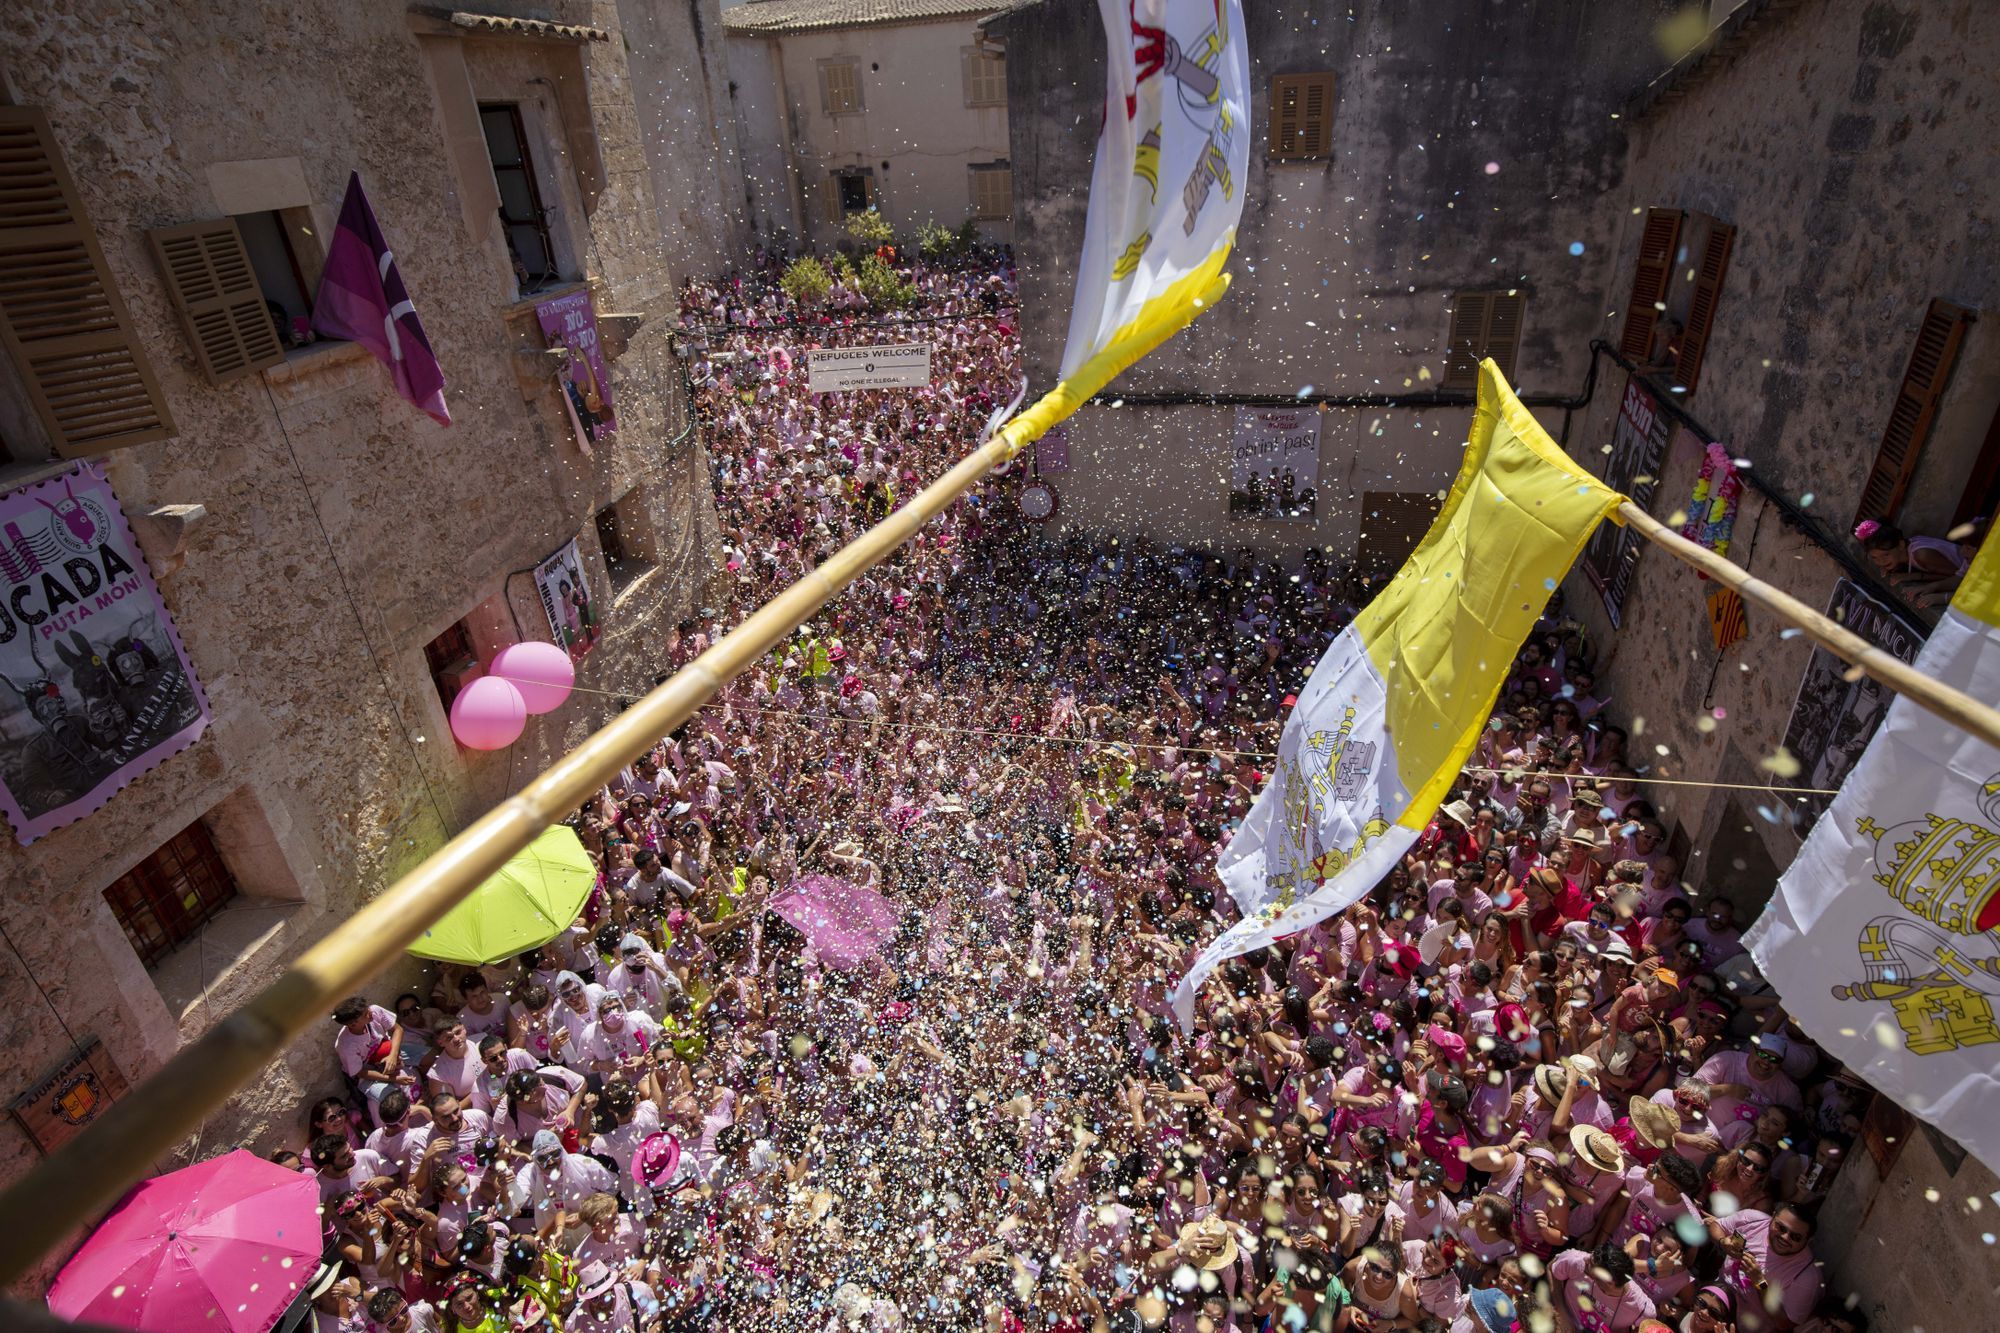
xmin=284 ymin=255 xmax=1879 ymax=1333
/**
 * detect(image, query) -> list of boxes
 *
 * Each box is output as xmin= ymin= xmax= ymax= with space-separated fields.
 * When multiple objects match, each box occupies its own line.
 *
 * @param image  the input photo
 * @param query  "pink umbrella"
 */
xmin=48 ymin=1149 xmax=323 ymax=1332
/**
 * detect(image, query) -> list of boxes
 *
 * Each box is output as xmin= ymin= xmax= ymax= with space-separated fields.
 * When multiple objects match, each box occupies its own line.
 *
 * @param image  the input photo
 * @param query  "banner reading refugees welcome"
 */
xmin=0 ymin=467 xmax=209 ymax=844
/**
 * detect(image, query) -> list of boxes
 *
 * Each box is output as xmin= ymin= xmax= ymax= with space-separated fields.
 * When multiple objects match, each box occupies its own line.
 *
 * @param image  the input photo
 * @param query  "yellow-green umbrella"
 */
xmin=407 ymin=824 xmax=597 ymax=965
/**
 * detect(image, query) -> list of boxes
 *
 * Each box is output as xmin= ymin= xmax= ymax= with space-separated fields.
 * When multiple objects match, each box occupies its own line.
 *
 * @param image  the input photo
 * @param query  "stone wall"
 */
xmin=993 ymin=0 xmax=1677 ymax=555
xmin=0 ymin=0 xmax=728 ymax=1285
xmin=1553 ymin=2 xmax=2000 ymax=1318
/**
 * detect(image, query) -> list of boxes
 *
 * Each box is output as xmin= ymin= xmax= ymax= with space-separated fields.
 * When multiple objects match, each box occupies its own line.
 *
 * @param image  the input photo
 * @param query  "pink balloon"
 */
xmin=489 ymin=640 xmax=576 ymax=715
xmin=449 ymin=676 xmax=527 ymax=750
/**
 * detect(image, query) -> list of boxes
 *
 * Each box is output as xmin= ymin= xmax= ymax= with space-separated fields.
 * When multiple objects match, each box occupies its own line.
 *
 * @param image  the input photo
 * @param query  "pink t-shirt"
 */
xmin=1549 ymin=1247 xmax=1657 ymax=1331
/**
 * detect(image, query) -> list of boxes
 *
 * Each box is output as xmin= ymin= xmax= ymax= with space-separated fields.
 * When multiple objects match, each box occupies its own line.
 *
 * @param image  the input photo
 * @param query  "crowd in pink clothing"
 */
xmin=282 ymin=257 xmax=1882 ymax=1333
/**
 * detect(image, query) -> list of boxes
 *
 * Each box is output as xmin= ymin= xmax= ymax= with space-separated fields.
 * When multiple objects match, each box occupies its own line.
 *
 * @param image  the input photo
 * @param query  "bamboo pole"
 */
xmin=1619 ymin=502 xmax=2000 ymax=750
xmin=0 ymin=427 xmax=1030 ymax=1282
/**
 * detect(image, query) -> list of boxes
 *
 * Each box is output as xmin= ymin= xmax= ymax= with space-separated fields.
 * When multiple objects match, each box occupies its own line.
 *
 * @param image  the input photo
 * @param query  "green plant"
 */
xmin=916 ymin=221 xmax=958 ymax=262
xmin=843 ymin=206 xmax=894 ymax=248
xmin=856 ymin=253 xmax=917 ymax=309
xmin=828 ymin=250 xmax=857 ymax=283
xmin=779 ymin=255 xmax=833 ymax=306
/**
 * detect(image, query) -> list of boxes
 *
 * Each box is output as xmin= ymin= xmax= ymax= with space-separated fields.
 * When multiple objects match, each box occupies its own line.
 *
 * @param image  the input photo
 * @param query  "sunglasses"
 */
xmin=1696 ymin=1300 xmax=1728 ymax=1318
xmin=1771 ymin=1220 xmax=1805 ymax=1241
xmin=1740 ymin=1157 xmax=1771 ymax=1174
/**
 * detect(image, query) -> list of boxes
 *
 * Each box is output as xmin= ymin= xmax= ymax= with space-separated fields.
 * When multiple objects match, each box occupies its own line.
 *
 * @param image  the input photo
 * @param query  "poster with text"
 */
xmin=1779 ymin=578 xmax=1925 ymax=823
xmin=1579 ymin=375 xmax=1672 ymax=627
xmin=536 ymin=289 xmax=616 ymax=451
xmin=1228 ymin=407 xmax=1320 ymax=521
xmin=533 ymin=538 xmax=599 ymax=661
xmin=0 ymin=466 xmax=209 ymax=844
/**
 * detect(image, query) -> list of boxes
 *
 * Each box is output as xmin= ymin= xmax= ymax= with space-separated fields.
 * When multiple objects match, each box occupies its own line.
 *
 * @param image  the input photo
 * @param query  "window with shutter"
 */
xmin=1854 ymin=299 xmax=1975 ymax=524
xmin=1268 ymin=73 xmax=1335 ymax=161
xmin=969 ymin=164 xmax=1012 ymax=221
xmin=147 ymin=220 xmax=285 ymax=387
xmin=820 ymin=60 xmax=862 ymax=116
xmin=0 ymin=107 xmax=174 ymax=458
xmin=1618 ymin=207 xmax=1684 ymax=363
xmin=963 ymin=48 xmax=1006 ymax=107
xmin=1672 ymin=220 xmax=1733 ymax=395
xmin=1442 ymin=290 xmax=1526 ymax=390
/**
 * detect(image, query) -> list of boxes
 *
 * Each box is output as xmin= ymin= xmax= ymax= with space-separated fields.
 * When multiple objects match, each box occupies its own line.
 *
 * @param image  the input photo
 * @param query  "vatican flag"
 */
xmin=993 ymin=0 xmax=1250 ymax=449
xmin=1744 ymin=528 xmax=2000 ymax=1175
xmin=1170 ymin=362 xmax=1625 ymax=1029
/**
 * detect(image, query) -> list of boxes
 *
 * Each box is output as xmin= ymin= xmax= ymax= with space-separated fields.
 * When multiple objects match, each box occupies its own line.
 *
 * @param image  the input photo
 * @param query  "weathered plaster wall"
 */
xmin=996 ymin=0 xmax=1678 ymax=554
xmin=616 ymin=0 xmax=758 ymax=279
xmin=0 ymin=0 xmax=726 ymax=1280
xmin=725 ymin=32 xmax=804 ymax=246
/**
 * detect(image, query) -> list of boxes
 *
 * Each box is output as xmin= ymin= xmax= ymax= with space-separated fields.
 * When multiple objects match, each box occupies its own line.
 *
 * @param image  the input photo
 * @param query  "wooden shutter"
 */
xmin=817 ymin=175 xmax=840 ymax=224
xmin=1269 ymin=73 xmax=1334 ymax=160
xmin=147 ymin=219 xmax=285 ymax=386
xmin=1443 ymin=291 xmax=1524 ymax=390
xmin=1618 ymin=206 xmax=1683 ymax=363
xmin=1854 ymin=299 xmax=1975 ymax=523
xmin=1443 ymin=292 xmax=1492 ymax=391
xmin=0 ymin=107 xmax=174 ymax=456
xmin=1672 ymin=219 xmax=1733 ymax=395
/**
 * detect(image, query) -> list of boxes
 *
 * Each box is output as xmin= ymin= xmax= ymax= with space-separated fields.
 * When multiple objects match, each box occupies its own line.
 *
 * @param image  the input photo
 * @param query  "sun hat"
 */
xmin=1569 ymin=1124 xmax=1627 ymax=1174
xmin=1468 ymin=1287 xmax=1519 ymax=1333
xmin=1752 ymin=1032 xmax=1791 ymax=1059
xmin=577 ymin=1261 xmax=619 ymax=1303
xmin=1440 ymin=800 xmax=1477 ymax=828
xmin=304 ymin=1262 xmax=342 ymax=1301
xmin=1600 ymin=940 xmax=1637 ymax=964
xmin=1175 ymin=1217 xmax=1239 ymax=1271
xmin=1426 ymin=1024 xmax=1468 ymax=1065
xmin=632 ymin=1131 xmax=682 ymax=1189
xmin=531 ymin=1129 xmax=563 ymax=1157
xmin=1627 ymin=1095 xmax=1682 ymax=1149
xmin=1531 ymin=1063 xmax=1569 ymax=1105
xmin=1567 ymin=827 xmax=1600 ymax=849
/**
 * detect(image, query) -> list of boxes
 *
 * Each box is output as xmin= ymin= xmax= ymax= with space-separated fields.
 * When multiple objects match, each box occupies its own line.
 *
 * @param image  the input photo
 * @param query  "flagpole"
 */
xmin=1620 ymin=502 xmax=2000 ymax=750
xmin=0 ymin=422 xmax=1039 ymax=1281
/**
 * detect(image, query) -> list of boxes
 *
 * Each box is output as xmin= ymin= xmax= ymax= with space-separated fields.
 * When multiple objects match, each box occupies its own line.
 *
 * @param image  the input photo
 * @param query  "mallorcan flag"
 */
xmin=1744 ymin=529 xmax=2000 ymax=1174
xmin=991 ymin=0 xmax=1250 ymax=450
xmin=1170 ymin=362 xmax=1625 ymax=1028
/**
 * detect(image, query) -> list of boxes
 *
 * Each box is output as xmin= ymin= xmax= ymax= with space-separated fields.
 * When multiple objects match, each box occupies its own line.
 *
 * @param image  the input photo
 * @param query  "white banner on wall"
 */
xmin=1228 ymin=406 xmax=1320 ymax=521
xmin=807 ymin=343 xmax=932 ymax=393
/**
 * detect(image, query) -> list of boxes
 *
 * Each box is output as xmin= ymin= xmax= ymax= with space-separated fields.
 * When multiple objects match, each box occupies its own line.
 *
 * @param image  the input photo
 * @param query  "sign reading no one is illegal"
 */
xmin=807 ymin=343 xmax=932 ymax=392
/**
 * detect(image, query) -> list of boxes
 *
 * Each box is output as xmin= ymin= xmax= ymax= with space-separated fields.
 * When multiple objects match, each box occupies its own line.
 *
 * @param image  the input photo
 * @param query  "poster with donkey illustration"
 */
xmin=0 ymin=466 xmax=209 ymax=844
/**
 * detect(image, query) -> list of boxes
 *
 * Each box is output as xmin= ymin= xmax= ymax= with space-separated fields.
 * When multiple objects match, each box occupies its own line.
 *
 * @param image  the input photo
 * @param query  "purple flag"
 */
xmin=767 ymin=874 xmax=900 ymax=971
xmin=311 ymin=172 xmax=450 ymax=425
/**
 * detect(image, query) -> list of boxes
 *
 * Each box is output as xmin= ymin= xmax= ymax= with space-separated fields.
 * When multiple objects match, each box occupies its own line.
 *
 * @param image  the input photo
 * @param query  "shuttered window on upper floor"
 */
xmin=146 ymin=219 xmax=286 ymax=387
xmin=1672 ymin=218 xmax=1734 ymax=396
xmin=1269 ymin=73 xmax=1334 ymax=161
xmin=1618 ymin=207 xmax=1683 ymax=364
xmin=1854 ymin=299 xmax=1975 ymax=524
xmin=0 ymin=107 xmax=175 ymax=457
xmin=1443 ymin=290 xmax=1525 ymax=391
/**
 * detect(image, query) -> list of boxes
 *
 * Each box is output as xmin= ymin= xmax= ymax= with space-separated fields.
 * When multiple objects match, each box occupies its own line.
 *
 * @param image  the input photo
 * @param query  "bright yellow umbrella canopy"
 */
xmin=407 ymin=824 xmax=597 ymax=965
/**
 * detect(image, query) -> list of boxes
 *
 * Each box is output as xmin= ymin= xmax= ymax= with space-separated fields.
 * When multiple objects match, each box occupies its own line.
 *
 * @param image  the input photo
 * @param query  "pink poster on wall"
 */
xmin=535 ymin=289 xmax=616 ymax=451
xmin=0 ymin=465 xmax=210 ymax=844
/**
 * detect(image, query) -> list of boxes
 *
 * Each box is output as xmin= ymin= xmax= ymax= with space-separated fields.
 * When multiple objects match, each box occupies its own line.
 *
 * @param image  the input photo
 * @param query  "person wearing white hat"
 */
xmin=568 ymin=1259 xmax=659 ymax=1332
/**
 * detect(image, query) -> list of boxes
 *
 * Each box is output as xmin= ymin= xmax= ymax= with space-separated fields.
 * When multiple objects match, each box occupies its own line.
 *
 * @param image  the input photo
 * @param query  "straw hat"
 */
xmin=1567 ymin=827 xmax=1601 ymax=849
xmin=1440 ymin=800 xmax=1477 ymax=828
xmin=1569 ymin=1124 xmax=1627 ymax=1174
xmin=577 ymin=1260 xmax=619 ymax=1303
xmin=1530 ymin=1063 xmax=1568 ymax=1105
xmin=1175 ymin=1217 xmax=1239 ymax=1271
xmin=1627 ymin=1095 xmax=1682 ymax=1149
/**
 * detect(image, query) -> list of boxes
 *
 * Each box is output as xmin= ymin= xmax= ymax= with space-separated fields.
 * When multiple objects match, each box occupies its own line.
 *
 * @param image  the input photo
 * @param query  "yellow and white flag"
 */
xmin=994 ymin=0 xmax=1249 ymax=449
xmin=1171 ymin=362 xmax=1626 ymax=1028
xmin=1745 ymin=530 xmax=2000 ymax=1174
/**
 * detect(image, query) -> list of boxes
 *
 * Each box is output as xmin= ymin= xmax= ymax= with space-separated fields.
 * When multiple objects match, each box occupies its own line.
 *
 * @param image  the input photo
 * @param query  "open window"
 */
xmin=1855 ymin=299 xmax=1975 ymax=525
xmin=596 ymin=487 xmax=658 ymax=598
xmin=480 ymin=102 xmax=562 ymax=294
xmin=424 ymin=617 xmax=482 ymax=711
xmin=101 ymin=817 xmax=241 ymax=969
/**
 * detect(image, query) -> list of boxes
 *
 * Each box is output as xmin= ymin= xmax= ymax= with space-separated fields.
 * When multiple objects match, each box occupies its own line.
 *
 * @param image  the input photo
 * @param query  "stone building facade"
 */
xmin=1556 ymin=2 xmax=2000 ymax=1320
xmin=0 ymin=0 xmax=737 ymax=1272
xmin=1000 ymin=0 xmax=2000 ymax=1323
xmin=992 ymin=0 xmax=1680 ymax=561
xmin=724 ymin=0 xmax=1012 ymax=252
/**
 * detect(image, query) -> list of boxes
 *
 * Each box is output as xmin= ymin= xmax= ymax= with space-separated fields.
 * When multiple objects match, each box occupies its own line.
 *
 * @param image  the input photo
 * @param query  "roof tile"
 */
xmin=722 ymin=0 xmax=999 ymax=36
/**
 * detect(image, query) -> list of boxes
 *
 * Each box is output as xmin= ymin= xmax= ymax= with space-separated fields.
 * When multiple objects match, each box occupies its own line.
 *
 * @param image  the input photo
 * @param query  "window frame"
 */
xmin=819 ymin=58 xmax=864 ymax=117
xmin=968 ymin=162 xmax=1013 ymax=221
xmin=479 ymin=101 xmax=561 ymax=294
xmin=424 ymin=617 xmax=479 ymax=711
xmin=963 ymin=46 xmax=1007 ymax=108
xmin=101 ymin=818 xmax=242 ymax=968
xmin=1268 ymin=72 xmax=1335 ymax=162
